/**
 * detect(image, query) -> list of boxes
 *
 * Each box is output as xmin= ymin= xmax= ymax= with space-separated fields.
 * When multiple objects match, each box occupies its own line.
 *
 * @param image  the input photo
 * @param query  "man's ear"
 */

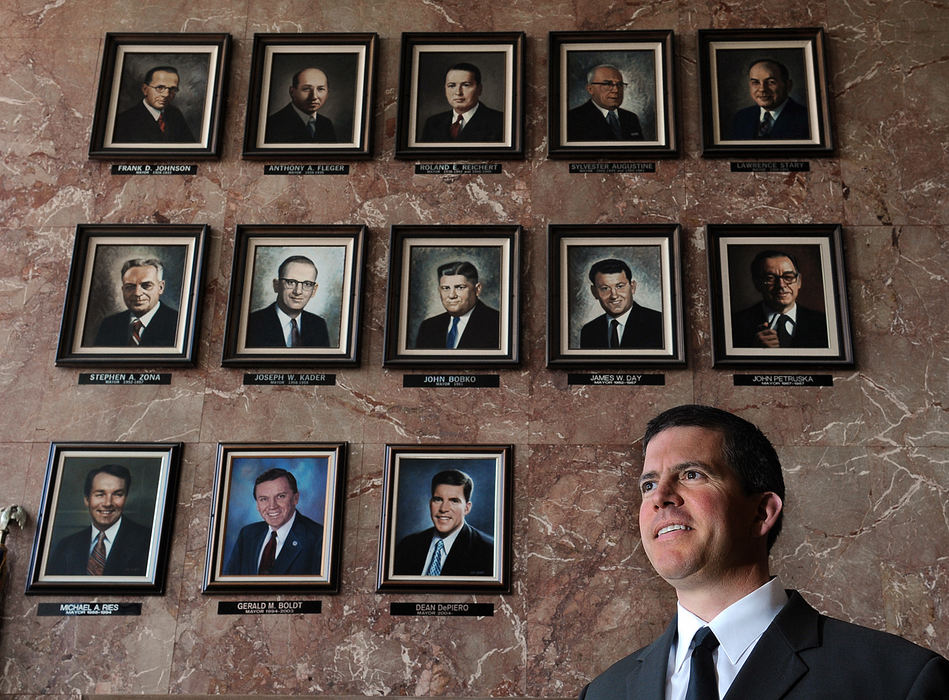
xmin=753 ymin=492 xmax=783 ymax=539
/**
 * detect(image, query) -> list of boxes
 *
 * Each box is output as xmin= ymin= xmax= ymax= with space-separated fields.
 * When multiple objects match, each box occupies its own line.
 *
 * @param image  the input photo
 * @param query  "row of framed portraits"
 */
xmin=88 ymin=27 xmax=834 ymax=161
xmin=55 ymin=223 xmax=855 ymax=369
xmin=26 ymin=441 xmax=512 ymax=595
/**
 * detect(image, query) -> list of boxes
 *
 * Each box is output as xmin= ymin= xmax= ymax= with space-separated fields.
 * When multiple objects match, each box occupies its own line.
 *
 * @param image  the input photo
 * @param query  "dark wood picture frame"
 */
xmin=241 ymin=33 xmax=378 ymax=159
xmin=203 ymin=443 xmax=347 ymax=593
xmin=698 ymin=27 xmax=834 ymax=157
xmin=55 ymin=223 xmax=208 ymax=367
xmin=25 ymin=442 xmax=182 ymax=595
xmin=395 ymin=32 xmax=525 ymax=159
xmin=383 ymin=225 xmax=520 ymax=368
xmin=548 ymin=30 xmax=678 ymax=159
xmin=221 ymin=225 xmax=365 ymax=367
xmin=547 ymin=224 xmax=685 ymax=368
xmin=377 ymin=444 xmax=512 ymax=593
xmin=89 ymin=33 xmax=231 ymax=160
xmin=707 ymin=223 xmax=854 ymax=367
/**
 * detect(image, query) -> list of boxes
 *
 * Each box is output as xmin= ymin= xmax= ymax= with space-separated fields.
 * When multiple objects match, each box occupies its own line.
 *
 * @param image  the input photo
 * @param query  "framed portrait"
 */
xmin=377 ymin=444 xmax=512 ymax=593
xmin=203 ymin=443 xmax=347 ymax=593
xmin=88 ymin=33 xmax=231 ymax=159
xmin=698 ymin=27 xmax=834 ymax=157
xmin=395 ymin=32 xmax=525 ymax=159
xmin=383 ymin=225 xmax=520 ymax=368
xmin=221 ymin=225 xmax=365 ymax=367
xmin=547 ymin=224 xmax=685 ymax=368
xmin=241 ymin=33 xmax=378 ymax=159
xmin=707 ymin=224 xmax=854 ymax=367
xmin=548 ymin=30 xmax=678 ymax=159
xmin=25 ymin=442 xmax=182 ymax=595
xmin=55 ymin=224 xmax=208 ymax=367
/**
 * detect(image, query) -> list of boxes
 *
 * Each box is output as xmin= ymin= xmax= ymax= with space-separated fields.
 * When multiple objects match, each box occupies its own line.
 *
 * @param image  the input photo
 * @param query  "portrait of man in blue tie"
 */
xmin=413 ymin=260 xmax=500 ymax=350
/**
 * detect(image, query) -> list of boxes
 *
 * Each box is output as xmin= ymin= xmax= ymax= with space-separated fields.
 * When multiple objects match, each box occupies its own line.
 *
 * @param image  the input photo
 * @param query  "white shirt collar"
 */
xmin=274 ymin=304 xmax=305 ymax=345
xmin=89 ymin=518 xmax=123 ymax=556
xmin=760 ymin=99 xmax=789 ymax=122
xmin=453 ymin=102 xmax=481 ymax=128
xmin=142 ymin=99 xmax=162 ymax=120
xmin=133 ymin=302 xmax=162 ymax=327
xmin=762 ymin=302 xmax=798 ymax=325
xmin=591 ymin=102 xmax=619 ymax=120
xmin=446 ymin=304 xmax=477 ymax=348
xmin=290 ymin=102 xmax=319 ymax=125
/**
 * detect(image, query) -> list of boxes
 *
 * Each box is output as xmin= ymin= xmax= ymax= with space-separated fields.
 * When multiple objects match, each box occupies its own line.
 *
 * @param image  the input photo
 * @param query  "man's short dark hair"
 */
xmin=747 ymin=58 xmax=790 ymax=83
xmin=121 ymin=258 xmax=164 ymax=280
xmin=642 ymin=404 xmax=785 ymax=550
xmin=431 ymin=469 xmax=474 ymax=502
xmin=277 ymin=255 xmax=318 ymax=280
xmin=588 ymin=258 xmax=633 ymax=284
xmin=446 ymin=62 xmax=482 ymax=85
xmin=143 ymin=66 xmax=180 ymax=85
xmin=750 ymin=249 xmax=800 ymax=279
xmin=83 ymin=464 xmax=132 ymax=498
xmin=437 ymin=260 xmax=479 ymax=284
xmin=254 ymin=468 xmax=298 ymax=497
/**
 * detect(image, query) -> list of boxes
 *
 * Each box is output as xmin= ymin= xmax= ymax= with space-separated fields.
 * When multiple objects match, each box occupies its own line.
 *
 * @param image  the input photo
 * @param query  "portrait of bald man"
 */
xmin=265 ymin=66 xmax=338 ymax=143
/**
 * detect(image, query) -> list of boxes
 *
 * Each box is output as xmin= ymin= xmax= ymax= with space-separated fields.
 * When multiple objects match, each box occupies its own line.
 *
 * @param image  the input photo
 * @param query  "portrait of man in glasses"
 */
xmin=567 ymin=64 xmax=644 ymax=142
xmin=112 ymin=65 xmax=197 ymax=143
xmin=730 ymin=249 xmax=828 ymax=348
xmin=245 ymin=254 xmax=330 ymax=348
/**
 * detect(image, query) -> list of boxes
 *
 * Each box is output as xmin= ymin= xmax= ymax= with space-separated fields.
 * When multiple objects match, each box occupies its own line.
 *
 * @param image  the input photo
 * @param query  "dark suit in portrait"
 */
xmin=93 ymin=303 xmax=179 ymax=347
xmin=421 ymin=103 xmax=504 ymax=142
xmin=393 ymin=522 xmax=495 ymax=576
xmin=223 ymin=511 xmax=324 ymax=576
xmin=245 ymin=302 xmax=330 ymax=348
xmin=731 ymin=303 xmax=828 ymax=348
xmin=264 ymin=103 xmax=337 ymax=143
xmin=414 ymin=299 xmax=500 ymax=350
xmin=579 ymin=302 xmax=663 ymax=349
xmin=578 ymin=590 xmax=949 ymax=699
xmin=112 ymin=102 xmax=196 ymax=143
xmin=728 ymin=96 xmax=810 ymax=140
xmin=567 ymin=99 xmax=644 ymax=141
xmin=46 ymin=517 xmax=151 ymax=576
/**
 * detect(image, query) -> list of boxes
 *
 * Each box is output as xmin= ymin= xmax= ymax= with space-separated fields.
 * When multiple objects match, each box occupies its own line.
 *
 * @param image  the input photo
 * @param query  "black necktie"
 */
xmin=607 ymin=110 xmax=622 ymax=139
xmin=289 ymin=318 xmax=301 ymax=347
xmin=758 ymin=112 xmax=773 ymax=137
xmin=776 ymin=314 xmax=794 ymax=346
xmin=258 ymin=530 xmax=277 ymax=574
xmin=609 ymin=319 xmax=620 ymax=348
xmin=685 ymin=626 xmax=720 ymax=700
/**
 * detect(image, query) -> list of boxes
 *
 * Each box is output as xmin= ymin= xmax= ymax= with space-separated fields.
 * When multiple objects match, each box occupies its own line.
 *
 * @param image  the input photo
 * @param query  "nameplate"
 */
xmin=111 ymin=164 xmax=197 ymax=175
xmin=243 ymin=373 xmax=336 ymax=386
xmin=415 ymin=163 xmax=502 ymax=175
xmin=38 ymin=602 xmax=142 ymax=616
xmin=730 ymin=161 xmax=810 ymax=173
xmin=79 ymin=373 xmax=170 ymax=385
xmin=569 ymin=373 xmax=665 ymax=386
xmin=403 ymin=374 xmax=500 ymax=388
xmin=734 ymin=374 xmax=832 ymax=387
xmin=390 ymin=602 xmax=494 ymax=617
xmin=569 ymin=162 xmax=656 ymax=174
xmin=263 ymin=164 xmax=349 ymax=175
xmin=217 ymin=601 xmax=321 ymax=615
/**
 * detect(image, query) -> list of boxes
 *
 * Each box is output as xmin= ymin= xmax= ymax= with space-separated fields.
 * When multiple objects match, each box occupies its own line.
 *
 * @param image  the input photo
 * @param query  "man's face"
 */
xmin=142 ymin=70 xmax=180 ymax=111
xmin=755 ymin=256 xmax=801 ymax=313
xmin=438 ymin=274 xmax=481 ymax=317
xmin=254 ymin=476 xmax=299 ymax=530
xmin=289 ymin=68 xmax=329 ymax=115
xmin=587 ymin=66 xmax=625 ymax=110
xmin=84 ymin=472 xmax=128 ymax=532
xmin=638 ymin=426 xmax=769 ymax=593
xmin=444 ymin=69 xmax=482 ymax=114
xmin=748 ymin=62 xmax=791 ymax=110
xmin=121 ymin=265 xmax=165 ymax=317
xmin=429 ymin=483 xmax=471 ymax=536
xmin=273 ymin=261 xmax=318 ymax=316
xmin=591 ymin=271 xmax=635 ymax=317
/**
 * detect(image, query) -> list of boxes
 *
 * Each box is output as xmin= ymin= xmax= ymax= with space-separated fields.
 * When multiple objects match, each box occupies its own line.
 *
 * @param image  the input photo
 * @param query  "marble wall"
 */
xmin=0 ymin=0 xmax=946 ymax=696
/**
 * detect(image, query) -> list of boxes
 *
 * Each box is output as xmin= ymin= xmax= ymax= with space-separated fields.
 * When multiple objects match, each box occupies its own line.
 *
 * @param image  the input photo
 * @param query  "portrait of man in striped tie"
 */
xmin=93 ymin=258 xmax=179 ymax=348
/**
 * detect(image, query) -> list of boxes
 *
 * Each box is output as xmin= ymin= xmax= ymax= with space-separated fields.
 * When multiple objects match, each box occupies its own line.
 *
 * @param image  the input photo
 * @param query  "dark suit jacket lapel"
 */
xmin=626 ymin=618 xmax=676 ymax=699
xmin=272 ymin=519 xmax=305 ymax=575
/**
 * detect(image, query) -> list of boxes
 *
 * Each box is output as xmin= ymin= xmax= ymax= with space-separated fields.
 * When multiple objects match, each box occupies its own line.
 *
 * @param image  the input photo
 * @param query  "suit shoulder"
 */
xmin=581 ymin=646 xmax=651 ymax=699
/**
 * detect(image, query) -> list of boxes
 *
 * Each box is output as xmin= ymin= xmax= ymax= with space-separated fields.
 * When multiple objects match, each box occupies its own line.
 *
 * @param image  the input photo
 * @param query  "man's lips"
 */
xmin=654 ymin=523 xmax=692 ymax=538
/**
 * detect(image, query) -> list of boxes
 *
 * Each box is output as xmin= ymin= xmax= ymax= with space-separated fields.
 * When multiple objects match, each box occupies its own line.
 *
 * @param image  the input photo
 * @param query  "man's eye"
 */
xmin=640 ymin=482 xmax=654 ymax=493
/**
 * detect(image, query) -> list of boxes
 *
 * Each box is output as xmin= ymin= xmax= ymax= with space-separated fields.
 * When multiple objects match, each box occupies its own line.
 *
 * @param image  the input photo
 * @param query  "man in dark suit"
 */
xmin=245 ymin=255 xmax=330 ymax=348
xmin=579 ymin=405 xmax=949 ymax=699
xmin=727 ymin=58 xmax=810 ymax=140
xmin=579 ymin=258 xmax=663 ymax=349
xmin=414 ymin=260 xmax=500 ymax=349
xmin=47 ymin=464 xmax=151 ymax=577
xmin=420 ymin=62 xmax=503 ymax=143
xmin=223 ymin=468 xmax=324 ymax=576
xmin=264 ymin=67 xmax=338 ymax=143
xmin=731 ymin=249 xmax=828 ymax=349
xmin=394 ymin=469 xmax=495 ymax=577
xmin=93 ymin=258 xmax=179 ymax=347
xmin=112 ymin=66 xmax=196 ymax=143
xmin=567 ymin=64 xmax=644 ymax=142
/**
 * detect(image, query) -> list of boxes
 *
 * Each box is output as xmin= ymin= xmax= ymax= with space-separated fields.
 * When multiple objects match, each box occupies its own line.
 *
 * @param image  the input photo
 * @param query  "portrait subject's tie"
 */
xmin=450 ymin=114 xmax=463 ymax=139
xmin=86 ymin=531 xmax=106 ymax=576
xmin=289 ymin=318 xmax=302 ymax=347
xmin=426 ymin=538 xmax=445 ymax=576
xmin=446 ymin=316 xmax=460 ymax=349
xmin=258 ymin=530 xmax=277 ymax=574
xmin=609 ymin=319 xmax=620 ymax=348
xmin=758 ymin=111 xmax=773 ymax=137
xmin=685 ymin=626 xmax=720 ymax=700
xmin=157 ymin=112 xmax=166 ymax=133
xmin=776 ymin=313 xmax=794 ymax=346
xmin=130 ymin=318 xmax=143 ymax=346
xmin=607 ymin=110 xmax=622 ymax=139
xmin=307 ymin=118 xmax=317 ymax=137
